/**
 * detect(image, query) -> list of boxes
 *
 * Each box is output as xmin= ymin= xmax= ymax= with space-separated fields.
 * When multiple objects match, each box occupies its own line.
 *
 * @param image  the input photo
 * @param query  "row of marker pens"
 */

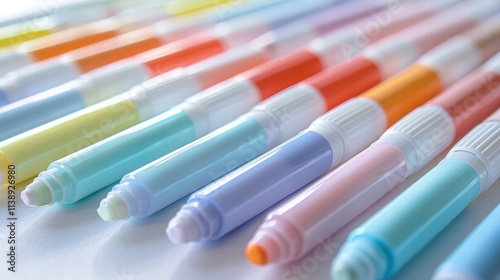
xmin=0 ymin=0 xmax=499 ymax=279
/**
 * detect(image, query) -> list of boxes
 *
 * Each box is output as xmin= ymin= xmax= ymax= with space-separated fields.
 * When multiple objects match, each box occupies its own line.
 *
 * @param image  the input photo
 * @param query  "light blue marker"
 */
xmin=433 ymin=204 xmax=500 ymax=280
xmin=19 ymin=0 xmax=365 ymax=208
xmin=0 ymin=0 xmax=301 ymax=138
xmin=332 ymin=109 xmax=500 ymax=280
xmin=96 ymin=84 xmax=328 ymax=221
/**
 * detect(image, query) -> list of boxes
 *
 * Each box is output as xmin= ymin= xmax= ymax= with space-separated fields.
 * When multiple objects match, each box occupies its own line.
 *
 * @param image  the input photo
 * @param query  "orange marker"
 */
xmin=0 ymin=3 xmax=178 ymax=75
xmin=164 ymin=1 xmax=500 ymax=246
xmin=0 ymin=0 xmax=333 ymax=104
xmin=245 ymin=15 xmax=500 ymax=267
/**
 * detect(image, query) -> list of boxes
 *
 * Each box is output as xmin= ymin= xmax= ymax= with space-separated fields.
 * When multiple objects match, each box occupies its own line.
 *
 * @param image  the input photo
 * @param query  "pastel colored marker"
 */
xmin=0 ymin=0 xmax=247 ymax=29
xmin=0 ymin=0 xmax=285 ymax=75
xmin=0 ymin=26 xmax=52 ymax=49
xmin=94 ymin=1 xmax=469 ymax=222
xmin=0 ymin=2 xmax=349 ymax=187
xmin=163 ymin=3 xmax=499 ymax=243
xmin=0 ymin=1 xmax=185 ymax=50
xmin=0 ymin=0 xmax=317 ymax=105
xmin=18 ymin=0 xmax=398 ymax=207
xmin=0 ymin=3 xmax=177 ymax=75
xmin=247 ymin=51 xmax=500 ymax=267
xmin=0 ymin=0 xmax=140 ymax=28
xmin=433 ymin=204 xmax=500 ymax=280
xmin=332 ymin=106 xmax=500 ymax=280
xmin=0 ymin=0 xmax=123 ymax=31
xmin=0 ymin=0 xmax=406 ymax=187
xmin=0 ymin=1 xmax=164 ymax=49
xmin=165 ymin=0 xmax=254 ymax=15
xmin=0 ymin=0 xmax=382 ymax=141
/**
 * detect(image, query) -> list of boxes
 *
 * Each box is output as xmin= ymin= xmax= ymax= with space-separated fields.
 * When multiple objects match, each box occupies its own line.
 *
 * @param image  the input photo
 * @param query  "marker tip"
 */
xmin=246 ymin=244 xmax=268 ymax=266
xmin=97 ymin=194 xmax=129 ymax=222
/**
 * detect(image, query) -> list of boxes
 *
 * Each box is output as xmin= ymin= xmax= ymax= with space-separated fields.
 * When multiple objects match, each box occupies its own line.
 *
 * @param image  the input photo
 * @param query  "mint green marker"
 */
xmin=332 ymin=108 xmax=500 ymax=280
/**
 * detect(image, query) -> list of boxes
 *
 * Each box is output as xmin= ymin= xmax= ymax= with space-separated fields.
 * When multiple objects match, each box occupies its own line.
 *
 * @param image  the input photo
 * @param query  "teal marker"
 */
xmin=433 ymin=203 xmax=500 ymax=280
xmin=332 ymin=108 xmax=500 ymax=280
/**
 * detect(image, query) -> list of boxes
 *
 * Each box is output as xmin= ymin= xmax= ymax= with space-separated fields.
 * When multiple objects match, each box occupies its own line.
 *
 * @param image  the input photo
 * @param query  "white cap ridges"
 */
xmin=309 ymin=98 xmax=387 ymax=168
xmin=363 ymin=37 xmax=419 ymax=79
xmin=179 ymin=77 xmax=261 ymax=136
xmin=379 ymin=105 xmax=455 ymax=175
xmin=127 ymin=68 xmax=202 ymax=120
xmin=448 ymin=120 xmax=500 ymax=192
xmin=419 ymin=37 xmax=482 ymax=88
xmin=78 ymin=60 xmax=150 ymax=105
xmin=247 ymin=84 xmax=326 ymax=149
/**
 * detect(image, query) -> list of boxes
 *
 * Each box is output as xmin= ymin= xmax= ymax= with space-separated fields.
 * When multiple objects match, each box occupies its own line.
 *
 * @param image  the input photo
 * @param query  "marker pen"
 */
xmin=165 ymin=0 xmax=254 ymax=15
xmin=0 ymin=25 xmax=52 ymax=49
xmin=246 ymin=51 xmax=500 ymax=267
xmin=0 ymin=0 xmax=313 ymax=104
xmin=0 ymin=0 xmax=383 ymax=141
xmin=0 ymin=0 xmax=285 ymax=76
xmin=0 ymin=3 xmax=177 ymax=76
xmin=18 ymin=0 xmax=392 ymax=207
xmin=162 ymin=3 xmax=499 ymax=243
xmin=93 ymin=1 xmax=468 ymax=222
xmin=0 ymin=0 xmax=153 ymax=28
xmin=0 ymin=0 xmax=136 ymax=50
xmin=0 ymin=1 xmax=348 ymax=187
xmin=332 ymin=107 xmax=500 ymax=280
xmin=432 ymin=204 xmax=500 ymax=280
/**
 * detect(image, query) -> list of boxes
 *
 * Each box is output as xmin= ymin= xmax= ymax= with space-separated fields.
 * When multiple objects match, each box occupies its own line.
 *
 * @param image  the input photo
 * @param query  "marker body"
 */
xmin=0 ymin=60 xmax=151 ymax=141
xmin=0 ymin=0 xmax=433 ymax=139
xmin=0 ymin=27 xmax=52 ymax=54
xmin=169 ymin=4 xmax=499 ymax=245
xmin=20 ymin=45 xmax=268 ymax=205
xmin=334 ymin=159 xmax=484 ymax=280
xmin=16 ymin=0 xmax=379 ymax=205
xmin=0 ymin=0 xmax=154 ymax=48
xmin=0 ymin=1 xmax=338 ymax=185
xmin=331 ymin=97 xmax=500 ymax=280
xmin=0 ymin=97 xmax=142 ymax=185
xmin=96 ymin=34 xmax=377 ymax=221
xmin=29 ymin=109 xmax=197 ymax=205
xmin=172 ymin=130 xmax=335 ymax=244
xmin=432 ymin=204 xmax=500 ymax=280
xmin=0 ymin=0 xmax=325 ymax=104
xmin=0 ymin=18 xmax=140 ymax=75
xmin=167 ymin=1 xmax=494 ymax=247
xmin=150 ymin=1 xmax=458 ymax=227
xmin=245 ymin=16 xmax=500 ymax=266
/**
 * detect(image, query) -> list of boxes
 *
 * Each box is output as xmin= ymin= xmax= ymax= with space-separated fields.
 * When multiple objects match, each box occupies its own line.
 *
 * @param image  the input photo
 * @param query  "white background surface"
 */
xmin=0 ymin=1 xmax=499 ymax=280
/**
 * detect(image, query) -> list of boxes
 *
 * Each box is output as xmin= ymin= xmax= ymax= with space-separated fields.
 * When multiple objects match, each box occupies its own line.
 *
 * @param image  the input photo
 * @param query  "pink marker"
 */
xmin=246 ymin=50 xmax=500 ymax=266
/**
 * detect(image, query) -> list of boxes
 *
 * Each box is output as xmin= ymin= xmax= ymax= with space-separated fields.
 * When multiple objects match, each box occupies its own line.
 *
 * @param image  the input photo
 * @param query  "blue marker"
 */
xmin=332 ymin=108 xmax=500 ymax=280
xmin=432 ymin=203 xmax=500 ymax=280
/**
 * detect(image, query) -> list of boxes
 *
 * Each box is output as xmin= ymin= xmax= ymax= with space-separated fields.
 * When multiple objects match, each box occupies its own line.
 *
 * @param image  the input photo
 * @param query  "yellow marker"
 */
xmin=0 ymin=96 xmax=141 ymax=186
xmin=0 ymin=26 xmax=52 ymax=49
xmin=167 ymin=0 xmax=248 ymax=15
